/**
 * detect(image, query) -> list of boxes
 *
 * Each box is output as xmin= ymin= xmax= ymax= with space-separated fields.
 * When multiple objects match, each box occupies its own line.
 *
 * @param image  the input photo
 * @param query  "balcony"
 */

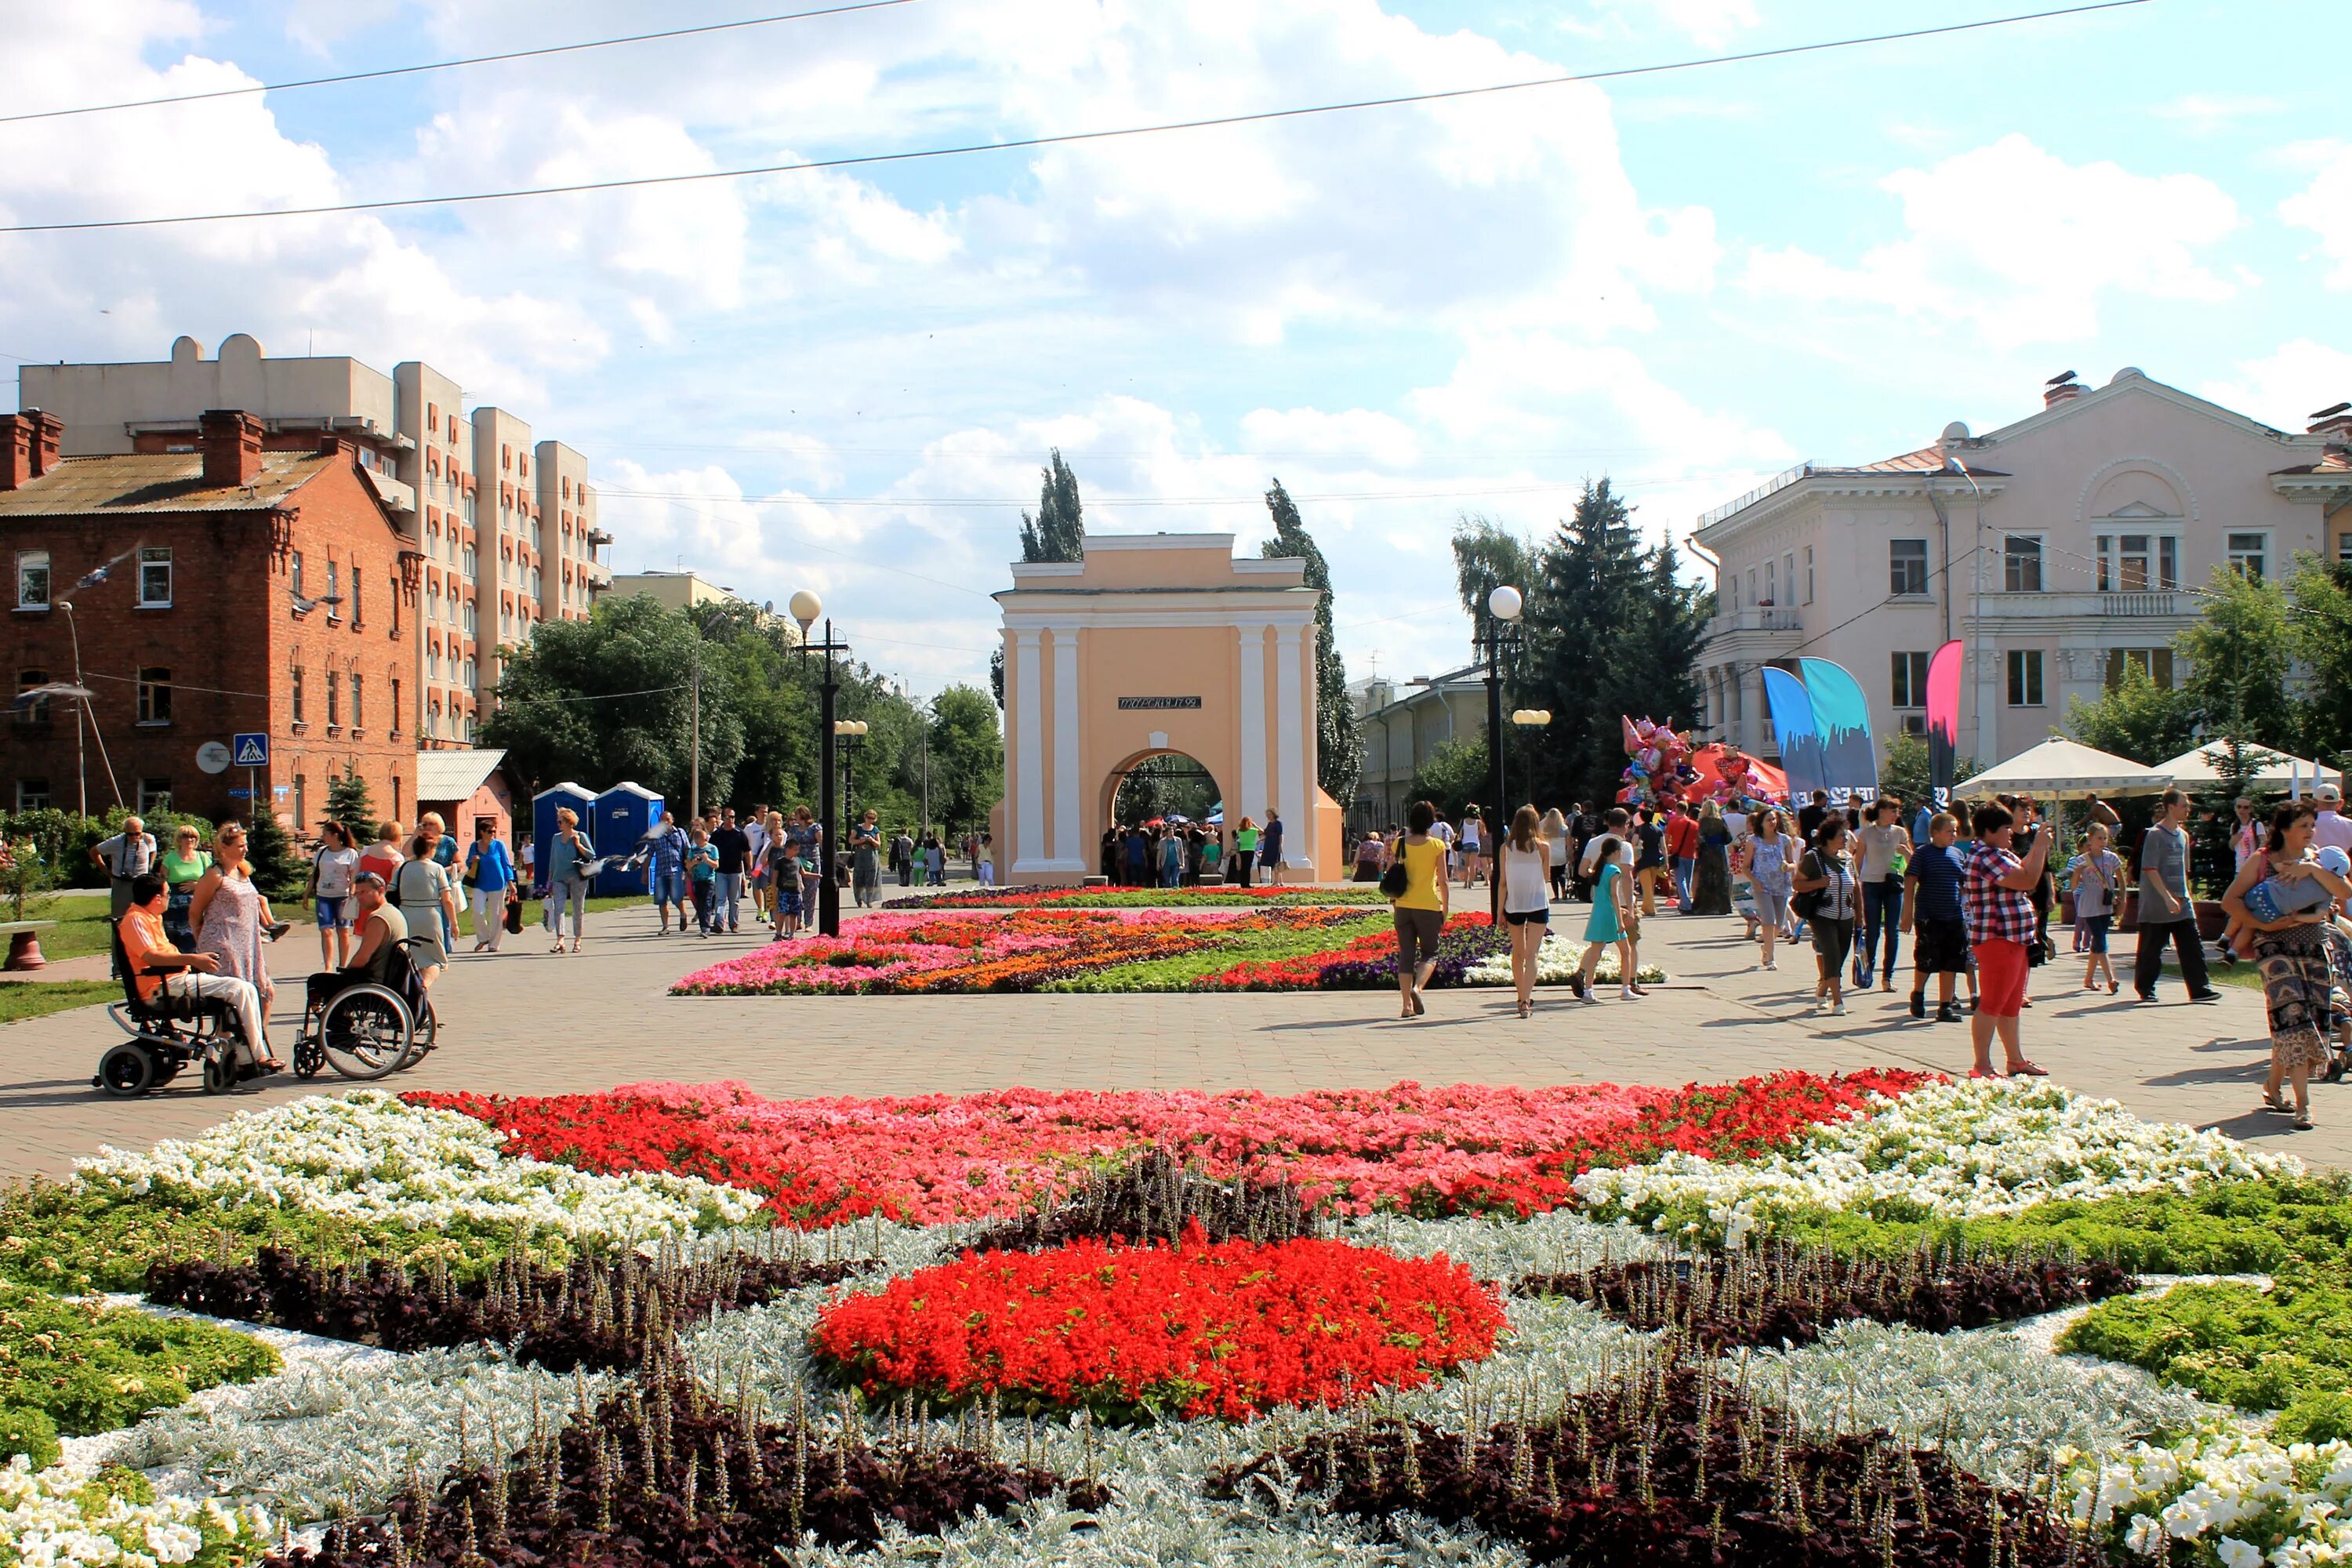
xmin=1968 ymin=590 xmax=2189 ymax=623
xmin=1705 ymin=607 xmax=1803 ymax=638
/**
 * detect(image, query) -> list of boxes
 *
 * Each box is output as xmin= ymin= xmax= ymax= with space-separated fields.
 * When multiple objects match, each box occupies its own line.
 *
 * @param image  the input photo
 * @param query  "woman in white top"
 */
xmin=1499 ymin=805 xmax=1553 ymax=1018
xmin=1539 ymin=808 xmax=1573 ymax=902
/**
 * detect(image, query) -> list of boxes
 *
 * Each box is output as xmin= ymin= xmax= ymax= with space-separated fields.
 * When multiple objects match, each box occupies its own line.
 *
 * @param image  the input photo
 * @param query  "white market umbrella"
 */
xmin=2157 ymin=739 xmax=2341 ymax=795
xmin=1952 ymin=737 xmax=2171 ymax=803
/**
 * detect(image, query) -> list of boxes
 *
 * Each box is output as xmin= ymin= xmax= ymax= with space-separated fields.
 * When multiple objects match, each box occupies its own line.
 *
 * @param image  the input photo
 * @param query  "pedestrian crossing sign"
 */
xmin=231 ymin=732 xmax=270 ymax=767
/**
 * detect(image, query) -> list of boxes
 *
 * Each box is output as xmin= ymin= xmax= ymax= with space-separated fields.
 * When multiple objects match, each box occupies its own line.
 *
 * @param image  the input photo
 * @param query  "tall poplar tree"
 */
xmin=996 ymin=449 xmax=1087 ymax=703
xmin=1261 ymin=479 xmax=1360 ymax=804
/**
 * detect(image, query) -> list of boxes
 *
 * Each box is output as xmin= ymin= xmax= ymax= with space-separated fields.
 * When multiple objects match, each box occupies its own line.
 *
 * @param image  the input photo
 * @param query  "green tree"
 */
xmin=2288 ymin=557 xmax=2352 ymax=765
xmin=1878 ymin=731 xmax=1980 ymax=807
xmin=1112 ymin=754 xmax=1220 ymax=826
xmin=241 ymin=808 xmax=307 ymax=902
xmin=1409 ymin=735 xmax=1489 ymax=820
xmin=998 ymin=449 xmax=1087 ymax=706
xmin=1449 ymin=514 xmax=1534 ymax=622
xmin=923 ymin=684 xmax=1003 ymax=833
xmin=1261 ymin=478 xmax=1360 ymax=804
xmin=1515 ymin=480 xmax=1708 ymax=809
xmin=2065 ymin=660 xmax=2199 ymax=764
xmin=2180 ymin=565 xmax=2299 ymax=748
xmin=325 ymin=771 xmax=375 ymax=833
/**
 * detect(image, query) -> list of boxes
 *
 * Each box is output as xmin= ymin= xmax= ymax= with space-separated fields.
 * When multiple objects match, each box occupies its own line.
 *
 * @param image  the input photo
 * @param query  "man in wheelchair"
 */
xmin=305 ymin=869 xmax=410 ymax=1017
xmin=118 ymin=873 xmax=280 ymax=1076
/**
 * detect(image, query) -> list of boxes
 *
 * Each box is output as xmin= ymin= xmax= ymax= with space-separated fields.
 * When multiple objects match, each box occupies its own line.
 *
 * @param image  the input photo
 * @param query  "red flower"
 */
xmin=809 ymin=1226 xmax=1506 ymax=1421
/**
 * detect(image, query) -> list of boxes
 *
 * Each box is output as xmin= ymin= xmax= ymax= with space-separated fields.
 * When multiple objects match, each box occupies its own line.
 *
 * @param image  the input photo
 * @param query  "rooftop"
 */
xmin=415 ymin=747 xmax=509 ymax=802
xmin=0 ymin=451 xmax=332 ymax=517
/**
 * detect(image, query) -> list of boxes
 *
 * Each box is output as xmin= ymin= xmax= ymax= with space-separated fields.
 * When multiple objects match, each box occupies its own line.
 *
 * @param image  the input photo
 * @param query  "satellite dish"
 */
xmin=197 ymin=741 xmax=234 ymax=775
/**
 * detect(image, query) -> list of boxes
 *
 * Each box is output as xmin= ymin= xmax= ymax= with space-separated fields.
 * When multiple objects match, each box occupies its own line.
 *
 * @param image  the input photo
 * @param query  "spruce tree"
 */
xmin=998 ymin=450 xmax=1087 ymax=705
xmin=325 ymin=771 xmax=375 ymax=834
xmin=1261 ymin=479 xmax=1361 ymax=804
xmin=241 ymin=808 xmax=308 ymax=902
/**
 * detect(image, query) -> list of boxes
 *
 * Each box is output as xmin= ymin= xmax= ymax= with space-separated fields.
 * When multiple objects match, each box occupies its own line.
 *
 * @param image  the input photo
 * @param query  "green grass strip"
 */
xmin=1040 ymin=912 xmax=1392 ymax=992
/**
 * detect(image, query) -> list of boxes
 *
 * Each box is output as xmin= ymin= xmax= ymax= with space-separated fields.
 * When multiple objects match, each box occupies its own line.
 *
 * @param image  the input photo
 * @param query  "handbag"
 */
xmin=1379 ymin=854 xmax=1410 ymax=901
xmin=503 ymin=884 xmax=524 ymax=934
xmin=1790 ymin=853 xmax=1826 ymax=920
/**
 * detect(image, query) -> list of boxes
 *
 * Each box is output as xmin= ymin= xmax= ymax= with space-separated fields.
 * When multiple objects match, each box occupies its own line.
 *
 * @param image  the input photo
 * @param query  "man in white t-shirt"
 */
xmin=1430 ymin=816 xmax=1457 ymax=881
xmin=2316 ymin=785 xmax=2352 ymax=858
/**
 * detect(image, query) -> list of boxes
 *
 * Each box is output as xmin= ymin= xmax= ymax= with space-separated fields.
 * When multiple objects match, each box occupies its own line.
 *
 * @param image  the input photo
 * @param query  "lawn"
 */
xmin=0 ymin=978 xmax=120 ymax=1025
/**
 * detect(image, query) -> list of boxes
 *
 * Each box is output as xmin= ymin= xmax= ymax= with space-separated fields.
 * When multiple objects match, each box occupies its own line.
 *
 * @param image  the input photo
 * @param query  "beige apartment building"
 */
xmin=610 ymin=569 xmax=754 ymax=614
xmin=1692 ymin=368 xmax=2352 ymax=771
xmin=20 ymin=334 xmax=613 ymax=749
xmin=1348 ymin=666 xmax=1490 ymax=830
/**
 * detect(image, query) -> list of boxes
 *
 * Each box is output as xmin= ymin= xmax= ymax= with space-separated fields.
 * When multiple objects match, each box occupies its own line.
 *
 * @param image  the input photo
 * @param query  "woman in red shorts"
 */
xmin=1961 ymin=800 xmax=2055 ymax=1079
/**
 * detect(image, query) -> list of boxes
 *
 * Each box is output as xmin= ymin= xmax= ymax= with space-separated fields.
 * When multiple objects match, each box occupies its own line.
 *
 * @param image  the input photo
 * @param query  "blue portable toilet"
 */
xmin=531 ymin=782 xmax=595 ymax=887
xmin=593 ymin=782 xmax=665 ymax=895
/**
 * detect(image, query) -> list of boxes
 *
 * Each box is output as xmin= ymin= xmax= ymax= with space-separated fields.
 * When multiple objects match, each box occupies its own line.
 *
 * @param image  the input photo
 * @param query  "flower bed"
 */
xmin=811 ymin=1228 xmax=1506 ymax=1422
xmin=670 ymin=907 xmax=1665 ymax=996
xmin=883 ymin=886 xmax=1389 ymax=909
xmin=0 ymin=1283 xmax=278 ymax=1444
xmin=12 ymin=1076 xmax=2350 ymax=1566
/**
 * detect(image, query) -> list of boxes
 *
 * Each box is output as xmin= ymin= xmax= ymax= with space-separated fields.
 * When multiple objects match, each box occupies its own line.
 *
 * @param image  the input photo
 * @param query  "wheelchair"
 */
xmin=290 ymin=937 xmax=438 ymax=1081
xmin=96 ymin=928 xmax=254 ymax=1098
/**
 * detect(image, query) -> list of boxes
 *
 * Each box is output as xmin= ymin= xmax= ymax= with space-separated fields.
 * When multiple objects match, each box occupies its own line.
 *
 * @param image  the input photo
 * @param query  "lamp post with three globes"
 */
xmin=788 ymin=590 xmax=852 ymax=937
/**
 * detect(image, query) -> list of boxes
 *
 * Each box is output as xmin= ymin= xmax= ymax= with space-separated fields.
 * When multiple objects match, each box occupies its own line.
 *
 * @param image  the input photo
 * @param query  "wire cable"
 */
xmin=0 ymin=0 xmax=2154 ymax=235
xmin=0 ymin=1 xmax=919 ymax=129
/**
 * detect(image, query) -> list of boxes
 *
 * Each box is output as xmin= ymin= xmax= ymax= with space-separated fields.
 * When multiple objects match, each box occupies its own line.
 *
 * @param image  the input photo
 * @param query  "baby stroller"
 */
xmin=290 ymin=937 xmax=437 ymax=1081
xmin=95 ymin=927 xmax=254 ymax=1097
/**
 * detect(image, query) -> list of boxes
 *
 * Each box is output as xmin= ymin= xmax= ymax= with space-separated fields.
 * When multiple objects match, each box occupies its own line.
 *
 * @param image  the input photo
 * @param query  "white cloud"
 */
xmin=2202 ymin=339 xmax=2352 ymax=432
xmin=1587 ymin=0 xmax=1759 ymax=48
xmin=2154 ymin=93 xmax=2288 ymax=132
xmin=1741 ymin=134 xmax=2241 ymax=348
xmin=2281 ymin=140 xmax=2352 ymax=289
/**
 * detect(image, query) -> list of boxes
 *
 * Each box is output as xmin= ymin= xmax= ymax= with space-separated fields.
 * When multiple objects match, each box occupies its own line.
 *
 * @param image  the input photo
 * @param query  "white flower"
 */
xmin=2216 ymin=1537 xmax=2263 ymax=1568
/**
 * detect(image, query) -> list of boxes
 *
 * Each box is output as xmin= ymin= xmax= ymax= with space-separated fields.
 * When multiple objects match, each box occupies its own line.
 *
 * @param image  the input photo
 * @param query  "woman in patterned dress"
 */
xmin=188 ymin=821 xmax=280 ymax=1060
xmin=2224 ymin=801 xmax=2352 ymax=1131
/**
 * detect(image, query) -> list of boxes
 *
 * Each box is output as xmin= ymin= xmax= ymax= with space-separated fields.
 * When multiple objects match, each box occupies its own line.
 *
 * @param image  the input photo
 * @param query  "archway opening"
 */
xmin=1111 ymin=752 xmax=1221 ymax=827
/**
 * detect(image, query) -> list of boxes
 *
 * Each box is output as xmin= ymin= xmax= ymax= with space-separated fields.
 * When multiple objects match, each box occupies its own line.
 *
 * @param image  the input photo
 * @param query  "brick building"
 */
xmin=3 ymin=408 xmax=419 ymax=829
xmin=20 ymin=335 xmax=614 ymax=752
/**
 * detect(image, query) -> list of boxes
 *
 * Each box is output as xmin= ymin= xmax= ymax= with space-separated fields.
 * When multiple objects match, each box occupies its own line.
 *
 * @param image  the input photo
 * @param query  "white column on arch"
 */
xmin=1051 ymin=626 xmax=1080 ymax=866
xmin=1274 ymin=622 xmax=1305 ymax=867
xmin=1236 ymin=620 xmax=1269 ymax=828
xmin=1012 ymin=627 xmax=1045 ymax=870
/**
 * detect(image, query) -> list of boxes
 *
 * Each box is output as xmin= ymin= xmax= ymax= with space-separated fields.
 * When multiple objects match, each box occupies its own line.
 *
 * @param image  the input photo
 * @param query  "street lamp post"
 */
xmin=1475 ymin=586 xmax=1526 ymax=923
xmin=836 ymin=719 xmax=869 ymax=824
xmin=1510 ymin=709 xmax=1552 ymax=808
xmin=789 ymin=591 xmax=852 ymax=937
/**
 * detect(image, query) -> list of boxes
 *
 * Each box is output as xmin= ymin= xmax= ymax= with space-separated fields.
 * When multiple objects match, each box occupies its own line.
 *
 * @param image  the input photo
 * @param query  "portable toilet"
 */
xmin=593 ymin=782 xmax=665 ymax=895
xmin=531 ymin=782 xmax=595 ymax=884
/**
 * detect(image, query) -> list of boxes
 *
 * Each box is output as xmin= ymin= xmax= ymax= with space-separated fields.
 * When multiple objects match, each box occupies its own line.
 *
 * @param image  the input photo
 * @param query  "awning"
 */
xmin=2156 ymin=739 xmax=2341 ymax=794
xmin=1953 ymin=738 xmax=2170 ymax=803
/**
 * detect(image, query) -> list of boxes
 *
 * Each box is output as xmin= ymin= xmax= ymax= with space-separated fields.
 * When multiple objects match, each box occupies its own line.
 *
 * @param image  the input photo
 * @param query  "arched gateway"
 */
xmin=990 ymin=533 xmax=1344 ymax=883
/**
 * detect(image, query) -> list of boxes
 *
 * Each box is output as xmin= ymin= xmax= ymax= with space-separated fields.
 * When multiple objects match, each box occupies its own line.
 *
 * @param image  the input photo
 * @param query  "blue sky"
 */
xmin=2 ymin=0 xmax=2343 ymax=699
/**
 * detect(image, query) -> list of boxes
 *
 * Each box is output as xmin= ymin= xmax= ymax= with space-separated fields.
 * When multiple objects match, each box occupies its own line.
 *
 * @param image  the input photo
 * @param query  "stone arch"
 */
xmin=991 ymin=534 xmax=1341 ymax=883
xmin=2076 ymin=456 xmax=2198 ymax=524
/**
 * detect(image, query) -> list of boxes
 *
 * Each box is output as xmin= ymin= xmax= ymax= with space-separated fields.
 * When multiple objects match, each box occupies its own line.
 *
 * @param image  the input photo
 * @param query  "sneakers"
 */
xmin=1830 ymin=1000 xmax=1848 ymax=1016
xmin=1936 ymin=1002 xmax=1965 ymax=1024
xmin=2189 ymin=990 xmax=2224 ymax=1004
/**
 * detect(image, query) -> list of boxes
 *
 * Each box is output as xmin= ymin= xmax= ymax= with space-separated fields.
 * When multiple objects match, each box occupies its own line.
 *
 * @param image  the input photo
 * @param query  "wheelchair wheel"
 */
xmin=318 ymin=984 xmax=414 ymax=1080
xmin=96 ymin=1043 xmax=155 ymax=1098
xmin=398 ymin=999 xmax=437 ymax=1068
xmin=201 ymin=1046 xmax=234 ymax=1094
xmin=293 ymin=1034 xmax=325 ymax=1080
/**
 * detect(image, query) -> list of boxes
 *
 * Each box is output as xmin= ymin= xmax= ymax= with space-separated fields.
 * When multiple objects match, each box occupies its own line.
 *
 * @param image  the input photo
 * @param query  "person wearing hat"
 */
xmin=304 ymin=869 xmax=409 ymax=1016
xmin=2315 ymin=784 xmax=2352 ymax=859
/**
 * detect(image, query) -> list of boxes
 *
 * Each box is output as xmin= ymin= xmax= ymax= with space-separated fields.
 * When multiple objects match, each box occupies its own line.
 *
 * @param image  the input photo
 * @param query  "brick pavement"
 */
xmin=0 ymin=896 xmax=2318 ymax=1181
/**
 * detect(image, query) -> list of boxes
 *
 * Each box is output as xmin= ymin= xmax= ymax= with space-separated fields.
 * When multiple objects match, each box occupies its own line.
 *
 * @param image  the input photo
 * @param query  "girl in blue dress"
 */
xmin=1575 ymin=835 xmax=1643 ymax=1002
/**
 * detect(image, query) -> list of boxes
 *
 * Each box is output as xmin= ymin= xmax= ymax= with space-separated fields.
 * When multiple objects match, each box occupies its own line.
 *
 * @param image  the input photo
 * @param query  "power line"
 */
xmin=0 ymin=0 xmax=2154 ymax=236
xmin=0 ymin=1 xmax=918 ymax=129
xmin=594 ymin=480 xmax=1600 ymax=509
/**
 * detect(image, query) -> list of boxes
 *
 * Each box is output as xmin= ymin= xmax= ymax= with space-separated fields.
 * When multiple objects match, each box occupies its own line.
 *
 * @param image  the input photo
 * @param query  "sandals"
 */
xmin=2295 ymin=1113 xmax=2316 ymax=1131
xmin=2006 ymin=1059 xmax=2049 ymax=1077
xmin=1412 ymin=992 xmax=1426 ymax=1018
xmin=2263 ymin=1093 xmax=2294 ymax=1115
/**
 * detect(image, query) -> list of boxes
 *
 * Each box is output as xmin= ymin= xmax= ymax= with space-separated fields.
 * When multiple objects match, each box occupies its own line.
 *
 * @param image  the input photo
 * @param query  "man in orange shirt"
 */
xmin=118 ymin=873 xmax=276 ymax=1075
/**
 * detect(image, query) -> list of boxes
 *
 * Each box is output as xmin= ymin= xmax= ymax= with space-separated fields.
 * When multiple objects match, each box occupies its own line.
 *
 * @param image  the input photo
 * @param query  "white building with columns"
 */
xmin=989 ymin=532 xmax=1346 ymax=882
xmin=1692 ymin=367 xmax=2352 ymax=771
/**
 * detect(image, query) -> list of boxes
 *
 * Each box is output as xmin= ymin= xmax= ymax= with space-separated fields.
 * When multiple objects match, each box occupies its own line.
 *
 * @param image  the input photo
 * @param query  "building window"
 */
xmin=1762 ymin=559 xmax=1776 ymax=606
xmin=293 ymin=775 xmax=306 ymax=830
xmin=1891 ymin=651 xmax=1930 ymax=710
xmin=463 ymin=545 xmax=477 ymax=575
xmin=1745 ymin=568 xmax=1757 ymax=608
xmin=350 ymin=569 xmax=362 ymax=627
xmin=2227 ymin=532 xmax=2270 ymax=581
xmin=16 ymin=779 xmax=50 ymax=811
xmin=1782 ymin=552 xmax=1795 ymax=607
xmin=137 ymin=778 xmax=172 ymax=812
xmin=136 ymin=546 xmax=173 ymax=607
xmin=2005 ymin=648 xmax=2045 ymax=707
xmin=390 ymin=677 xmax=401 ymax=734
xmin=350 ymin=673 xmax=363 ymax=729
xmin=2004 ymin=535 xmax=2045 ymax=593
xmin=2106 ymin=648 xmax=2176 ymax=689
xmin=2096 ymin=533 xmax=2178 ymax=592
xmin=290 ymin=550 xmax=304 ymax=597
xmin=1803 ymin=546 xmax=1815 ymax=604
xmin=15 ymin=668 xmax=49 ymax=722
xmin=326 ymin=668 xmax=339 ymax=728
xmin=2339 ymin=532 xmax=2352 ymax=564
xmin=15 ymin=550 xmax=49 ymax=609
xmin=463 ymin=601 xmax=477 ymax=635
xmin=1889 ymin=539 xmax=1929 ymax=597
xmin=325 ymin=559 xmax=340 ymax=618
xmin=136 ymin=666 xmax=172 ymax=724
xmin=290 ymin=664 xmax=305 ymax=724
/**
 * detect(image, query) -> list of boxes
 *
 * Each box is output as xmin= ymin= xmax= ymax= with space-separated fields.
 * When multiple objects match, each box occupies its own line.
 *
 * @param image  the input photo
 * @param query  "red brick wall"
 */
xmin=1 ymin=452 xmax=417 ymax=833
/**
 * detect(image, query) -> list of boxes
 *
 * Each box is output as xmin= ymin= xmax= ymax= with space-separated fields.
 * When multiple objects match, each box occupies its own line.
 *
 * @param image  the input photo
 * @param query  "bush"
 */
xmin=2274 ymin=1390 xmax=2352 ymax=1445
xmin=0 ymin=1283 xmax=278 ymax=1435
xmin=2056 ymin=1265 xmax=2352 ymax=1413
xmin=0 ymin=1404 xmax=59 ymax=1468
xmin=0 ymin=805 xmax=218 ymax=890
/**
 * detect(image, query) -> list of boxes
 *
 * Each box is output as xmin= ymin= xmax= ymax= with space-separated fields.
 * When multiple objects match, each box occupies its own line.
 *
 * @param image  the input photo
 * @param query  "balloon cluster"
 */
xmin=1617 ymin=716 xmax=1697 ymax=806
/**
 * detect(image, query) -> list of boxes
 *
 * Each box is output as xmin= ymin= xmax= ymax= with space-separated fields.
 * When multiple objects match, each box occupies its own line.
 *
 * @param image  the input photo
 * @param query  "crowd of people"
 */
xmin=1098 ymin=812 xmax=1284 ymax=888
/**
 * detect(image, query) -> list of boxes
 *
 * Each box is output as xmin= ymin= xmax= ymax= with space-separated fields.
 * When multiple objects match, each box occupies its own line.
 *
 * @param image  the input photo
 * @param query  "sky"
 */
xmin=2 ymin=0 xmax=2343 ymax=702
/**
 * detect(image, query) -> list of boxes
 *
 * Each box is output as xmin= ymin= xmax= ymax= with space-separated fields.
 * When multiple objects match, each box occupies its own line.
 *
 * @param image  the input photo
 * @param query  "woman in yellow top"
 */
xmin=1232 ymin=816 xmax=1260 ymax=888
xmin=1389 ymin=800 xmax=1451 ymax=1018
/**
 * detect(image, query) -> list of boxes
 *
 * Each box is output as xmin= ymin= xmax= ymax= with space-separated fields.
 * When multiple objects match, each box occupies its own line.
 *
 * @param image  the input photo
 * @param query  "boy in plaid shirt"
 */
xmin=1962 ymin=800 xmax=2053 ymax=1080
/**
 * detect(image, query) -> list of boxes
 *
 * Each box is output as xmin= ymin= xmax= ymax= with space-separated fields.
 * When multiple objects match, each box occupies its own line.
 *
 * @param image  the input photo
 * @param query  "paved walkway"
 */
xmin=0 ymin=895 xmax=2315 ymax=1180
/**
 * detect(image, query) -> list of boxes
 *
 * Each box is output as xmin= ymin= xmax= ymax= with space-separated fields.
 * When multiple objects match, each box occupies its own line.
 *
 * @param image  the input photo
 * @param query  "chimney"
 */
xmin=200 ymin=408 xmax=263 ymax=488
xmin=25 ymin=409 xmax=61 ymax=478
xmin=2308 ymin=402 xmax=2352 ymax=441
xmin=0 ymin=413 xmax=30 ymax=492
